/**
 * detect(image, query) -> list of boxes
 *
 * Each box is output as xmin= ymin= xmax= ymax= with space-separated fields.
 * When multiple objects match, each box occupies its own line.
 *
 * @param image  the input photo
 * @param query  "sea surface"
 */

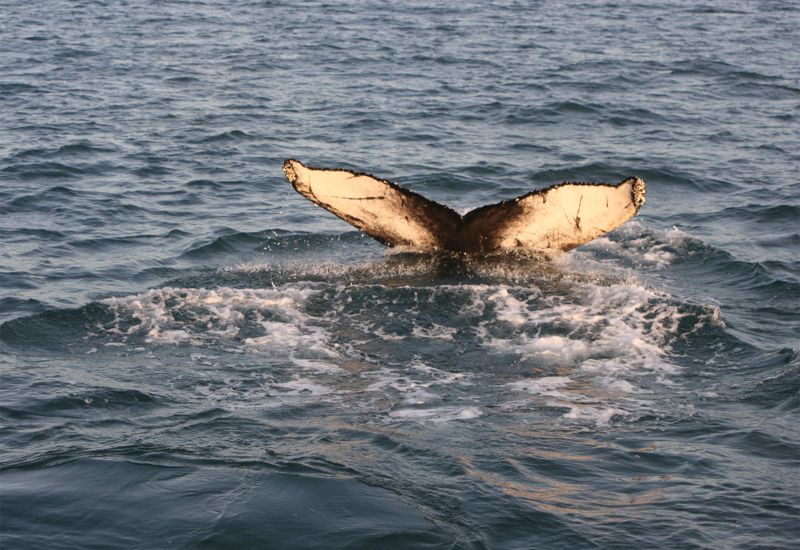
xmin=1 ymin=1 xmax=798 ymax=548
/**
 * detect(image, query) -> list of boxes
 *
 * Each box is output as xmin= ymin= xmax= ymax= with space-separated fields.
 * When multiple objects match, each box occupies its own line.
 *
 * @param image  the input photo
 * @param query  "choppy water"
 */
xmin=1 ymin=1 xmax=799 ymax=548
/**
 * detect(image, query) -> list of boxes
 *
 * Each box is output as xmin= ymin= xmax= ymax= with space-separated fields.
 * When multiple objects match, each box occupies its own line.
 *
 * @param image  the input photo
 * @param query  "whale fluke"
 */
xmin=283 ymin=159 xmax=645 ymax=254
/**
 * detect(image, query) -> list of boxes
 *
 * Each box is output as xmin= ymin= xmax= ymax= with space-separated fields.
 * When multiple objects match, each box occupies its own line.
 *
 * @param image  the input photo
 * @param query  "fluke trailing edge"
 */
xmin=283 ymin=159 xmax=646 ymax=254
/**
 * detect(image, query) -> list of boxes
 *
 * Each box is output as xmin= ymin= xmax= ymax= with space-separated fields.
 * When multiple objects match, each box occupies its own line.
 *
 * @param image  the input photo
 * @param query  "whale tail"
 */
xmin=283 ymin=159 xmax=645 ymax=254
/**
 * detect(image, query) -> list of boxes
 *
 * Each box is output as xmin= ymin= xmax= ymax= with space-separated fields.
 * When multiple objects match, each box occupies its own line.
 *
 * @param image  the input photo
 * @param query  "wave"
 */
xmin=0 ymin=297 xmax=46 ymax=321
xmin=685 ymin=204 xmax=800 ymax=225
xmin=9 ymin=141 xmax=117 ymax=160
xmin=2 ymin=388 xmax=159 ymax=420
xmin=1 ymin=162 xmax=87 ymax=181
xmin=0 ymin=82 xmax=42 ymax=95
xmin=189 ymin=130 xmax=254 ymax=144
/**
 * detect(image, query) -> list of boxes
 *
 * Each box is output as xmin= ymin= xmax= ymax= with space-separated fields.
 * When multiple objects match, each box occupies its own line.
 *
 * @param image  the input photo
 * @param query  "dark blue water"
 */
xmin=1 ymin=1 xmax=798 ymax=548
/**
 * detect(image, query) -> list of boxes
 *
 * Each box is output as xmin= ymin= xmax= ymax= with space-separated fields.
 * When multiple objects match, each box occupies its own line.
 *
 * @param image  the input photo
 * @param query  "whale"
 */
xmin=283 ymin=159 xmax=645 ymax=254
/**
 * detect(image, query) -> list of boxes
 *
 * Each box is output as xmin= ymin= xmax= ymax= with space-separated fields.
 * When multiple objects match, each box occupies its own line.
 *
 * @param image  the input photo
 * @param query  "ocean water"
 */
xmin=1 ymin=0 xmax=798 ymax=548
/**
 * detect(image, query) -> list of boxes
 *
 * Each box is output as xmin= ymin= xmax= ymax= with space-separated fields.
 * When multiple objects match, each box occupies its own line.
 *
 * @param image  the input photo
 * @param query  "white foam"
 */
xmin=402 ymin=387 xmax=438 ymax=405
xmin=366 ymin=371 xmax=437 ymax=399
xmin=475 ymin=276 xmax=724 ymax=425
xmin=606 ymin=379 xmax=637 ymax=393
xmin=560 ymin=403 xmax=629 ymax=425
xmin=581 ymin=223 xmax=690 ymax=269
xmin=94 ymin=255 xmax=720 ymax=427
xmin=100 ymin=286 xmax=338 ymax=359
xmin=288 ymin=357 xmax=341 ymax=373
xmin=508 ymin=376 xmax=572 ymax=396
xmin=409 ymin=360 xmax=468 ymax=383
xmin=411 ymin=323 xmax=457 ymax=340
xmin=389 ymin=406 xmax=482 ymax=422
xmin=360 ymin=358 xmax=471 ymax=411
xmin=511 ymin=335 xmax=590 ymax=364
xmin=482 ymin=282 xmax=686 ymax=374
xmin=272 ymin=378 xmax=332 ymax=396
xmin=371 ymin=327 xmax=406 ymax=341
xmin=507 ymin=379 xmax=633 ymax=425
xmin=487 ymin=288 xmax=532 ymax=326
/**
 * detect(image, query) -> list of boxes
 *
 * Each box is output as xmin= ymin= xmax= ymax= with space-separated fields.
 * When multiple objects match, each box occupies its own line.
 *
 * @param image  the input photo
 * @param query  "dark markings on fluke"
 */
xmin=283 ymin=159 xmax=646 ymax=254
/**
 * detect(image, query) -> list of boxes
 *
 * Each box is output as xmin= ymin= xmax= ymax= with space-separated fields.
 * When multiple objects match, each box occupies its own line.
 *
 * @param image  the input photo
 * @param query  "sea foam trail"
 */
xmin=94 ymin=275 xmax=724 ymax=426
xmin=101 ymin=286 xmax=336 ymax=358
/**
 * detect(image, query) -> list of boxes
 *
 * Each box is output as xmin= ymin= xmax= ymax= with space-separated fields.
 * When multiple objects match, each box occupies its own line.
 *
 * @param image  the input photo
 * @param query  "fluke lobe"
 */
xmin=283 ymin=159 xmax=645 ymax=254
